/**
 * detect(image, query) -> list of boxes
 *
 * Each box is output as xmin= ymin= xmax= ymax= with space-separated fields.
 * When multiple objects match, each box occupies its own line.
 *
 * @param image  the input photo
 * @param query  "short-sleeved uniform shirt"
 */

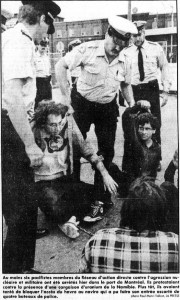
xmin=2 ymin=23 xmax=36 ymax=112
xmin=122 ymin=40 xmax=170 ymax=86
xmin=80 ymin=228 xmax=179 ymax=273
xmin=64 ymin=40 xmax=129 ymax=104
xmin=35 ymin=51 xmax=51 ymax=78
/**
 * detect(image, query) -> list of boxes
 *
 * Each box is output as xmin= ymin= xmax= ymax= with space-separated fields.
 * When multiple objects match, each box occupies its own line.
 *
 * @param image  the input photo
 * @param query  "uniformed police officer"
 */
xmin=56 ymin=16 xmax=137 ymax=222
xmin=35 ymin=40 xmax=52 ymax=109
xmin=2 ymin=0 xmax=61 ymax=273
xmin=122 ymin=21 xmax=171 ymax=172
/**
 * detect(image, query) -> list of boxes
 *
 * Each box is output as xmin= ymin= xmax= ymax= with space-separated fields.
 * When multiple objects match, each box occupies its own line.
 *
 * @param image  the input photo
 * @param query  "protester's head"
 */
xmin=38 ymin=40 xmax=48 ymax=54
xmin=133 ymin=20 xmax=146 ymax=47
xmin=120 ymin=177 xmax=167 ymax=232
xmin=137 ymin=112 xmax=158 ymax=143
xmin=105 ymin=16 xmax=137 ymax=58
xmin=34 ymin=101 xmax=68 ymax=136
xmin=19 ymin=1 xmax=61 ymax=35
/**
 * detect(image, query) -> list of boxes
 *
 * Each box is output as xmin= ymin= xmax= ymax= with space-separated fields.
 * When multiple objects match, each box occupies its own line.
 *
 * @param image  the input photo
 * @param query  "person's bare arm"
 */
xmin=55 ymin=58 xmax=71 ymax=106
xmin=3 ymin=78 xmax=43 ymax=167
xmin=121 ymin=82 xmax=135 ymax=107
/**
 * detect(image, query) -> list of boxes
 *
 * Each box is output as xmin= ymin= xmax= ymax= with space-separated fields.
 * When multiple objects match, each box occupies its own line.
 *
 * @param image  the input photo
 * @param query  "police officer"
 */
xmin=35 ymin=40 xmax=52 ymax=109
xmin=56 ymin=16 xmax=137 ymax=222
xmin=122 ymin=21 xmax=171 ymax=172
xmin=2 ymin=0 xmax=61 ymax=273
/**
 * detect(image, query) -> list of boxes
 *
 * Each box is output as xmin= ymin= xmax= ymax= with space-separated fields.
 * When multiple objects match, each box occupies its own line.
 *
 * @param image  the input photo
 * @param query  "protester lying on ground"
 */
xmin=160 ymin=149 xmax=179 ymax=235
xmin=79 ymin=176 xmax=178 ymax=273
xmin=32 ymin=101 xmax=118 ymax=238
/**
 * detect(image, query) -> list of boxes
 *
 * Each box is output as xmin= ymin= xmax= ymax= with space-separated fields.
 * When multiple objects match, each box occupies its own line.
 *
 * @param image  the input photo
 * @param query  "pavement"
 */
xmin=3 ymin=93 xmax=178 ymax=273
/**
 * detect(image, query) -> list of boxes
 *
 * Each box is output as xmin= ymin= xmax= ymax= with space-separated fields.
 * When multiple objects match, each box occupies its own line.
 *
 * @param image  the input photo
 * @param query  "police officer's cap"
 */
xmin=21 ymin=1 xmax=61 ymax=18
xmin=68 ymin=39 xmax=81 ymax=47
xmin=108 ymin=15 xmax=138 ymax=41
xmin=133 ymin=20 xmax=147 ymax=31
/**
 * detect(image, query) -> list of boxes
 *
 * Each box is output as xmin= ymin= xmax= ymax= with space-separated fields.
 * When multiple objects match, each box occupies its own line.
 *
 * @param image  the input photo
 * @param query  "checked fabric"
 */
xmin=80 ymin=227 xmax=179 ymax=273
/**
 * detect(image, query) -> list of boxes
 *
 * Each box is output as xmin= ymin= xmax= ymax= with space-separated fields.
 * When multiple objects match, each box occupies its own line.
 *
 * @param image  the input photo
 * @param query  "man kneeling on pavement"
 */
xmin=32 ymin=101 xmax=118 ymax=238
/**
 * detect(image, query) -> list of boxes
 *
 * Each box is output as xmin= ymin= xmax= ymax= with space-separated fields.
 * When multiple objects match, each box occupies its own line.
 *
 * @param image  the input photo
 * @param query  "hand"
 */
xmin=137 ymin=100 xmax=151 ymax=110
xmin=102 ymin=172 xmax=118 ymax=194
xmin=25 ymin=143 xmax=44 ymax=168
xmin=172 ymin=149 xmax=178 ymax=169
xmin=129 ymin=100 xmax=135 ymax=107
xmin=160 ymin=92 xmax=168 ymax=107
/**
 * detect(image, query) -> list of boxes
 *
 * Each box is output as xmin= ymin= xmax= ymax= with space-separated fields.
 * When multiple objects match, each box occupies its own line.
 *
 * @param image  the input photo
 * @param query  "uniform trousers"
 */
xmin=132 ymin=79 xmax=161 ymax=144
xmin=2 ymin=112 xmax=37 ymax=273
xmin=71 ymin=87 xmax=119 ymax=203
xmin=35 ymin=76 xmax=52 ymax=109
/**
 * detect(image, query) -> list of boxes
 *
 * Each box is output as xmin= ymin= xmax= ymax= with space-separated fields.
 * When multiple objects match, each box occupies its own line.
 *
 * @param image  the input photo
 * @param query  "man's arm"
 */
xmin=72 ymin=117 xmax=118 ymax=194
xmin=121 ymin=82 xmax=135 ymax=107
xmin=158 ymin=47 xmax=171 ymax=107
xmin=3 ymin=78 xmax=43 ymax=167
xmin=55 ymin=58 xmax=72 ymax=106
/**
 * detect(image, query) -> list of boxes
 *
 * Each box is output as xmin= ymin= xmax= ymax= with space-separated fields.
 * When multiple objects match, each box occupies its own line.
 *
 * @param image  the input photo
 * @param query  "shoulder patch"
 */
xmin=86 ymin=40 xmax=99 ymax=48
xmin=77 ymin=44 xmax=86 ymax=54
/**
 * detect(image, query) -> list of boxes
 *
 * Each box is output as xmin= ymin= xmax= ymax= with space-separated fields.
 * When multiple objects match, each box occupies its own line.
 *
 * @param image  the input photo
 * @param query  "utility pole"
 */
xmin=128 ymin=1 xmax=132 ymax=21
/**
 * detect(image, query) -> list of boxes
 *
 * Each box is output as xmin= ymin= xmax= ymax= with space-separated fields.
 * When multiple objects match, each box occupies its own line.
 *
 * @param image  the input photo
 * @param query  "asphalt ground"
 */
xmin=2 ymin=93 xmax=178 ymax=273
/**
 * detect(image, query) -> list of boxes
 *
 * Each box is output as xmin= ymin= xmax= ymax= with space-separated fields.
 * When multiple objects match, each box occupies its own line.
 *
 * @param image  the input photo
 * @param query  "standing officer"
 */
xmin=122 ymin=21 xmax=171 ymax=172
xmin=35 ymin=39 xmax=52 ymax=109
xmin=2 ymin=0 xmax=61 ymax=273
xmin=56 ymin=16 xmax=137 ymax=222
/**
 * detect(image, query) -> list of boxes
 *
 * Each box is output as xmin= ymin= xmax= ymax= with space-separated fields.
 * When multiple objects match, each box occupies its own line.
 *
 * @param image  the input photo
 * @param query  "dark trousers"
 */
xmin=2 ymin=112 xmax=37 ymax=273
xmin=35 ymin=76 xmax=52 ymax=109
xmin=71 ymin=88 xmax=119 ymax=203
xmin=36 ymin=176 xmax=94 ymax=223
xmin=122 ymin=79 xmax=161 ymax=172
xmin=132 ymin=79 xmax=161 ymax=144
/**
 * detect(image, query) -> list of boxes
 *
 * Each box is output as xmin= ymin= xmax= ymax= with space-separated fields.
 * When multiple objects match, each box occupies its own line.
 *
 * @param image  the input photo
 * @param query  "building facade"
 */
xmin=52 ymin=12 xmax=177 ymax=63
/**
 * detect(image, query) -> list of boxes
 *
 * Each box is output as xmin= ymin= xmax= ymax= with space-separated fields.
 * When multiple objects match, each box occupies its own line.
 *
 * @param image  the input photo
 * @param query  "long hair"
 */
xmin=33 ymin=100 xmax=68 ymax=130
xmin=120 ymin=177 xmax=167 ymax=232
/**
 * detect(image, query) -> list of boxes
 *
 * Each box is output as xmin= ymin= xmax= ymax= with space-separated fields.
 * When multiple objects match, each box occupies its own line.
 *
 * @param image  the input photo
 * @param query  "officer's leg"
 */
xmin=2 ymin=115 xmax=37 ymax=273
xmin=71 ymin=89 xmax=93 ymax=180
xmin=94 ymin=100 xmax=118 ymax=204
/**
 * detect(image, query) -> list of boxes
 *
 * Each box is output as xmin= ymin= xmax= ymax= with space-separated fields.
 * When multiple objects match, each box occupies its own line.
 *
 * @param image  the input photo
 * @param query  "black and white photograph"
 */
xmin=1 ymin=0 xmax=178 ymax=288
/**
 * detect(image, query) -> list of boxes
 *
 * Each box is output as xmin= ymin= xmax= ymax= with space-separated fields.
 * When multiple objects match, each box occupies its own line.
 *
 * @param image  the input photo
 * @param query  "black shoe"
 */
xmin=157 ymin=162 xmax=161 ymax=172
xmin=36 ymin=228 xmax=49 ymax=239
xmin=22 ymin=268 xmax=41 ymax=274
xmin=104 ymin=201 xmax=114 ymax=210
xmin=83 ymin=201 xmax=104 ymax=223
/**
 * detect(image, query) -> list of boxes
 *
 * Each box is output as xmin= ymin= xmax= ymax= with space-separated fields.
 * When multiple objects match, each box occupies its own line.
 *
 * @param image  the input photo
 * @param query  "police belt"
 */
xmin=36 ymin=75 xmax=51 ymax=82
xmin=132 ymin=79 xmax=158 ymax=89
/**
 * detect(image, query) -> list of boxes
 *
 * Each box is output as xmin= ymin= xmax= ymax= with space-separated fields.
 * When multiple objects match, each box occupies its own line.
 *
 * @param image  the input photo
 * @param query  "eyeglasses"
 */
xmin=47 ymin=121 xmax=64 ymax=129
xmin=138 ymin=126 xmax=153 ymax=132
